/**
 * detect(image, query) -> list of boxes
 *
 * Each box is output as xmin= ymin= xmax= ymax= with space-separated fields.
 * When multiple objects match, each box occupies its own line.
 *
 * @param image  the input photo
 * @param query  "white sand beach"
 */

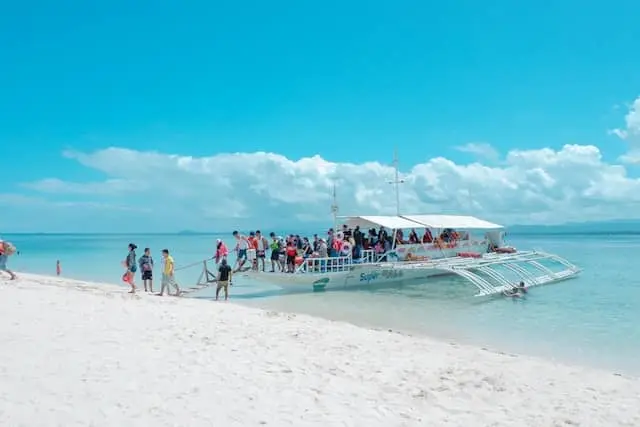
xmin=1 ymin=274 xmax=639 ymax=426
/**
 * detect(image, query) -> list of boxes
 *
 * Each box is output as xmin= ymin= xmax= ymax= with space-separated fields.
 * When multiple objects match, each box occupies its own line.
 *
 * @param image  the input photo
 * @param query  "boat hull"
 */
xmin=242 ymin=263 xmax=446 ymax=293
xmin=239 ymin=250 xmax=581 ymax=297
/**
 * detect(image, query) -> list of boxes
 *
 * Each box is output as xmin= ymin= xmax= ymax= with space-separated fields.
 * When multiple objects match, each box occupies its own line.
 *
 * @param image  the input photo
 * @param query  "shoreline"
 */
xmin=1 ymin=272 xmax=639 ymax=425
xmin=6 ymin=267 xmax=640 ymax=376
xmin=237 ymin=288 xmax=640 ymax=378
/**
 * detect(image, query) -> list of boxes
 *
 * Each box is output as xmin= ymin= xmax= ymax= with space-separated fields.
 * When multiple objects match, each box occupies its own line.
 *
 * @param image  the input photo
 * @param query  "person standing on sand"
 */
xmin=124 ymin=243 xmax=138 ymax=293
xmin=138 ymin=248 xmax=154 ymax=293
xmin=216 ymin=258 xmax=232 ymax=301
xmin=255 ymin=230 xmax=269 ymax=272
xmin=158 ymin=249 xmax=180 ymax=296
xmin=0 ymin=238 xmax=17 ymax=280
xmin=232 ymin=231 xmax=249 ymax=272
xmin=268 ymin=232 xmax=281 ymax=272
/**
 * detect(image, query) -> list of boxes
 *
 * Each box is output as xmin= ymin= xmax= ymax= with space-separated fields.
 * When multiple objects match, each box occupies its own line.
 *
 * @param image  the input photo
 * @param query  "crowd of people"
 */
xmin=0 ymin=224 xmax=468 ymax=299
xmin=215 ymin=224 xmax=473 ymax=274
xmin=122 ymin=243 xmax=233 ymax=300
xmin=218 ymin=225 xmax=427 ymax=274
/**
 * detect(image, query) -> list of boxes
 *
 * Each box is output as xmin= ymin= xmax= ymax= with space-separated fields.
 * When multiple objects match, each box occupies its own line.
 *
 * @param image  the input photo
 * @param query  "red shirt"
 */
xmin=247 ymin=237 xmax=258 ymax=250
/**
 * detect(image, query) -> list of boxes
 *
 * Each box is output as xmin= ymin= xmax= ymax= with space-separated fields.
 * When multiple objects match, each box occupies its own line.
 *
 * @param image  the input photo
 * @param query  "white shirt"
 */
xmin=237 ymin=237 xmax=249 ymax=250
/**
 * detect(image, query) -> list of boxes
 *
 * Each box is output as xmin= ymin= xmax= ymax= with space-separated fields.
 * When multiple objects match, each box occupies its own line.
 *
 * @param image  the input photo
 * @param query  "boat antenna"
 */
xmin=388 ymin=148 xmax=405 ymax=216
xmin=330 ymin=181 xmax=339 ymax=231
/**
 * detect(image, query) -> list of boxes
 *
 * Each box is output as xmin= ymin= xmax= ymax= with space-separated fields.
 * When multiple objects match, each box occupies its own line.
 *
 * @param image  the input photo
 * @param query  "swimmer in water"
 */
xmin=504 ymin=281 xmax=527 ymax=297
xmin=503 ymin=288 xmax=521 ymax=297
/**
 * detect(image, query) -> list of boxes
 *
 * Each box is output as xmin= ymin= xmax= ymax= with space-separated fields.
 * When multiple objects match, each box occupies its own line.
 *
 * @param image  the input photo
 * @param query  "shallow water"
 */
xmin=4 ymin=232 xmax=639 ymax=375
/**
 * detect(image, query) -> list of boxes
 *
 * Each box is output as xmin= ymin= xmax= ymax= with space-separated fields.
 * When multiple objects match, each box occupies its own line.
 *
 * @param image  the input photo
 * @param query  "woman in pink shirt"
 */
xmin=215 ymin=239 xmax=229 ymax=265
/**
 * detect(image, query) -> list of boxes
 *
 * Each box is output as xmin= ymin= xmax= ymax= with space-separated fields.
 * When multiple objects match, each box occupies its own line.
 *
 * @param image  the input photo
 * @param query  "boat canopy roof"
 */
xmin=401 ymin=214 xmax=503 ymax=230
xmin=341 ymin=215 xmax=424 ymax=230
xmin=339 ymin=214 xmax=503 ymax=230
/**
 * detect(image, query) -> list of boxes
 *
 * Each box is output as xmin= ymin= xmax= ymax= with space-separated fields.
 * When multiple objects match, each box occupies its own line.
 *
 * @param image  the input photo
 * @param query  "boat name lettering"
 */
xmin=381 ymin=269 xmax=403 ymax=279
xmin=360 ymin=269 xmax=403 ymax=282
xmin=359 ymin=272 xmax=380 ymax=283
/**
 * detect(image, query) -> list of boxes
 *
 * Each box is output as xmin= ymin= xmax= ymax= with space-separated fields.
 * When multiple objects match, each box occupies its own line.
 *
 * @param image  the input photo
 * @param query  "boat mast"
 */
xmin=389 ymin=148 xmax=405 ymax=216
xmin=388 ymin=149 xmax=405 ymax=252
xmin=330 ymin=182 xmax=339 ymax=232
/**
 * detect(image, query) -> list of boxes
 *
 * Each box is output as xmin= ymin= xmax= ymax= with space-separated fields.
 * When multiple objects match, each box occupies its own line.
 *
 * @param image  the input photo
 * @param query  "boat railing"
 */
xmin=361 ymin=249 xmax=378 ymax=263
xmin=297 ymin=255 xmax=356 ymax=273
xmin=291 ymin=240 xmax=494 ymax=275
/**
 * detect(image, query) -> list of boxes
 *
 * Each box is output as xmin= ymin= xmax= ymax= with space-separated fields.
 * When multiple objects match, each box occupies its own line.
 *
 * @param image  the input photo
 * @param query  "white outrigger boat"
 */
xmin=240 ymin=213 xmax=581 ymax=296
xmin=235 ymin=151 xmax=581 ymax=297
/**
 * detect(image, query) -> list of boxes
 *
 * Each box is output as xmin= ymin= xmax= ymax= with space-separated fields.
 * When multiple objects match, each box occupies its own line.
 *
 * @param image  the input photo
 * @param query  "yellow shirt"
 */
xmin=164 ymin=255 xmax=174 ymax=275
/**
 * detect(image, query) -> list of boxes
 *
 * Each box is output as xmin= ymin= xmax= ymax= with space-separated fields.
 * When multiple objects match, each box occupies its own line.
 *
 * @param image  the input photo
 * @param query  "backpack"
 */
xmin=2 ymin=242 xmax=16 ymax=256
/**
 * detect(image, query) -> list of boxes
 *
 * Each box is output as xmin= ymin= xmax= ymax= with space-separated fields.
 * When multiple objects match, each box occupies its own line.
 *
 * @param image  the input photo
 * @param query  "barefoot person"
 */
xmin=255 ymin=230 xmax=269 ymax=272
xmin=124 ymin=243 xmax=138 ymax=293
xmin=268 ymin=232 xmax=282 ymax=272
xmin=216 ymin=258 xmax=232 ymax=301
xmin=232 ymin=231 xmax=249 ymax=272
xmin=0 ymin=239 xmax=17 ymax=280
xmin=138 ymin=248 xmax=154 ymax=292
xmin=158 ymin=249 xmax=180 ymax=296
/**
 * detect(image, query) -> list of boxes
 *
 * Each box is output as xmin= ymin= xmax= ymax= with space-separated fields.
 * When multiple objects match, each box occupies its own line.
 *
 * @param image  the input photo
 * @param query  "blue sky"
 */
xmin=2 ymin=1 xmax=640 ymax=232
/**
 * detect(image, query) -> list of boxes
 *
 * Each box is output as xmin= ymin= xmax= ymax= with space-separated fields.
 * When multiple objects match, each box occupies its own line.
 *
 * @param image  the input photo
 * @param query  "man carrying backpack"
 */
xmin=0 ymin=238 xmax=17 ymax=280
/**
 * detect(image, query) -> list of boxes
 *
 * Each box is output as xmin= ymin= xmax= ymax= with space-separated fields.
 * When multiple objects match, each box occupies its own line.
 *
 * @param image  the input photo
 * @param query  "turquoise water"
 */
xmin=3 ymin=232 xmax=639 ymax=375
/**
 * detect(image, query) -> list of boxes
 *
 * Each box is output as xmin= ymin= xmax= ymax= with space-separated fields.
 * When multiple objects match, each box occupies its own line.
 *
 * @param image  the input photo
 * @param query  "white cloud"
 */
xmin=10 ymin=141 xmax=640 ymax=232
xmin=454 ymin=142 xmax=499 ymax=161
xmin=611 ymin=96 xmax=640 ymax=163
xmin=21 ymin=178 xmax=138 ymax=195
xmin=0 ymin=193 xmax=145 ymax=212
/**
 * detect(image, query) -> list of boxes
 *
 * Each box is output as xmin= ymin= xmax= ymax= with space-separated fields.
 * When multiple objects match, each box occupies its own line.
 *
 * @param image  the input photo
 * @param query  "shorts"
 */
xmin=257 ymin=250 xmax=265 ymax=258
xmin=286 ymin=254 xmax=296 ymax=264
xmin=217 ymin=280 xmax=229 ymax=291
xmin=142 ymin=270 xmax=153 ymax=280
xmin=238 ymin=249 xmax=247 ymax=260
xmin=270 ymin=251 xmax=279 ymax=261
xmin=0 ymin=254 xmax=7 ymax=271
xmin=247 ymin=249 xmax=256 ymax=261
